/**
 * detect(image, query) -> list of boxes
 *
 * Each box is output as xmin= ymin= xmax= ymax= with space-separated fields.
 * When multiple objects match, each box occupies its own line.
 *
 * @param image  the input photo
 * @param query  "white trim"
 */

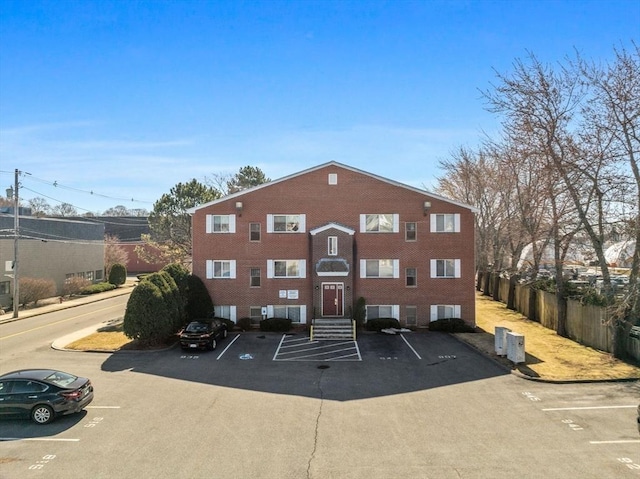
xmin=393 ymin=214 xmax=399 ymax=233
xmin=230 ymin=306 xmax=237 ymax=323
xmin=310 ymin=223 xmax=356 ymax=235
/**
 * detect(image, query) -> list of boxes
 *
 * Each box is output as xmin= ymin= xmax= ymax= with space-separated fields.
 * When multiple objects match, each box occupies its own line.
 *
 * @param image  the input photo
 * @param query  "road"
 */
xmin=0 ymin=299 xmax=639 ymax=479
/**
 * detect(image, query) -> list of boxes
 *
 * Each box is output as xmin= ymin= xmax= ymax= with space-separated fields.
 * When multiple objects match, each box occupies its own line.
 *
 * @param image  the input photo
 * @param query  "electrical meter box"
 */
xmin=507 ymin=332 xmax=525 ymax=364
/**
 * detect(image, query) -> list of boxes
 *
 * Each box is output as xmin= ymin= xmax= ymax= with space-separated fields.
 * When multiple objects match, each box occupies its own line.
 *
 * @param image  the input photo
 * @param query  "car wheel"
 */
xmin=222 ymin=329 xmax=228 ymax=339
xmin=32 ymin=405 xmax=54 ymax=424
xmin=209 ymin=338 xmax=217 ymax=350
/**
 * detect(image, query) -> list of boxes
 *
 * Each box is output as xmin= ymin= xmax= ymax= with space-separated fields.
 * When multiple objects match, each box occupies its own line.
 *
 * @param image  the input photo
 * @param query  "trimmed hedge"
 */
xmin=428 ymin=318 xmax=475 ymax=333
xmin=260 ymin=317 xmax=292 ymax=332
xmin=80 ymin=282 xmax=117 ymax=295
xmin=237 ymin=317 xmax=252 ymax=331
xmin=365 ymin=317 xmax=401 ymax=332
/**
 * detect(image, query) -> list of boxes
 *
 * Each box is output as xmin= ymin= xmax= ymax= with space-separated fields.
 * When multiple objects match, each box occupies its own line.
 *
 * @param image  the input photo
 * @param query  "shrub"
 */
xmin=80 ymin=282 xmax=117 ymax=295
xmin=428 ymin=318 xmax=475 ymax=333
xmin=184 ymin=275 xmax=214 ymax=321
xmin=162 ymin=263 xmax=190 ymax=296
xmin=123 ymin=281 xmax=173 ymax=346
xmin=19 ymin=277 xmax=56 ymax=306
xmin=260 ymin=317 xmax=292 ymax=332
xmin=353 ymin=297 xmax=366 ymax=327
xmin=145 ymin=272 xmax=184 ymax=331
xmin=237 ymin=317 xmax=252 ymax=331
xmin=364 ymin=317 xmax=401 ymax=332
xmin=62 ymin=276 xmax=91 ymax=296
xmin=217 ymin=318 xmax=235 ymax=332
xmin=108 ymin=263 xmax=127 ymax=287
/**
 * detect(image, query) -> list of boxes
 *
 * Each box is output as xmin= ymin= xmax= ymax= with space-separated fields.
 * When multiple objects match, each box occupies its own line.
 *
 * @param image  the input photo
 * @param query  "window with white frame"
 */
xmin=250 ymin=223 xmax=261 ymax=241
xmin=250 ymin=306 xmax=263 ymax=324
xmin=206 ymin=260 xmax=237 ymax=279
xmin=430 ymin=259 xmax=461 ymax=278
xmin=406 ymin=267 xmax=417 ymax=287
xmin=430 ymin=213 xmax=460 ymax=233
xmin=250 ymin=268 xmax=261 ymax=287
xmin=273 ymin=305 xmax=301 ymax=323
xmin=430 ymin=304 xmax=461 ymax=320
xmin=267 ymin=214 xmax=306 ymax=233
xmin=0 ymin=281 xmax=9 ymax=294
xmin=405 ymin=306 xmax=417 ymax=326
xmin=405 ymin=222 xmax=417 ymax=241
xmin=328 ymin=236 xmax=338 ymax=256
xmin=214 ymin=305 xmax=237 ymax=322
xmin=360 ymin=214 xmax=398 ymax=233
xmin=267 ymin=259 xmax=306 ymax=278
xmin=360 ymin=259 xmax=399 ymax=278
xmin=366 ymin=305 xmax=399 ymax=320
xmin=206 ymin=214 xmax=236 ymax=233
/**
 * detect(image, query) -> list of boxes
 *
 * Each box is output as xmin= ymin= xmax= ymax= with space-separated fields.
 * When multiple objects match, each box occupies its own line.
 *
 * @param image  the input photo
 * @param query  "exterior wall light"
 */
xmin=235 ymin=201 xmax=243 ymax=215
xmin=423 ymin=201 xmax=431 ymax=215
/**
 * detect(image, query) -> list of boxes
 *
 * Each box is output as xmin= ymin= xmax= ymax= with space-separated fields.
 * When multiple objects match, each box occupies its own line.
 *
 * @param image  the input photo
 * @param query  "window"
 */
xmin=250 ymin=307 xmax=263 ymax=325
xmin=366 ymin=305 xmax=396 ymax=320
xmin=405 ymin=222 xmax=416 ymax=241
xmin=250 ymin=268 xmax=261 ymax=287
xmin=215 ymin=305 xmax=230 ymax=319
xmin=361 ymin=214 xmax=398 ymax=233
xmin=267 ymin=260 xmax=306 ymax=278
xmin=206 ymin=260 xmax=237 ymax=279
xmin=431 ymin=259 xmax=461 ymax=278
xmin=95 ymin=270 xmax=103 ymax=280
xmin=328 ymin=236 xmax=338 ymax=256
xmin=360 ymin=259 xmax=399 ymax=278
xmin=328 ymin=173 xmax=338 ymax=185
xmin=268 ymin=214 xmax=306 ymax=233
xmin=86 ymin=271 xmax=94 ymax=281
xmin=430 ymin=214 xmax=460 ymax=233
xmin=0 ymin=281 xmax=9 ymax=295
xmin=206 ymin=214 xmax=236 ymax=233
xmin=273 ymin=305 xmax=302 ymax=323
xmin=406 ymin=268 xmax=417 ymax=287
xmin=250 ymin=223 xmax=261 ymax=241
xmin=406 ymin=306 xmax=417 ymax=326
xmin=430 ymin=305 xmax=461 ymax=320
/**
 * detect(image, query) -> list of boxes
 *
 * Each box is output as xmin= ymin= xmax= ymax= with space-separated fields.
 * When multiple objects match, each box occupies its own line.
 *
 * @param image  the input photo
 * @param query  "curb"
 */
xmin=450 ymin=331 xmax=640 ymax=384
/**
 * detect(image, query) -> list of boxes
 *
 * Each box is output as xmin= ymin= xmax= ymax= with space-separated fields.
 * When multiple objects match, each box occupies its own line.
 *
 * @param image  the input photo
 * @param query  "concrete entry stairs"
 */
xmin=311 ymin=318 xmax=355 ymax=340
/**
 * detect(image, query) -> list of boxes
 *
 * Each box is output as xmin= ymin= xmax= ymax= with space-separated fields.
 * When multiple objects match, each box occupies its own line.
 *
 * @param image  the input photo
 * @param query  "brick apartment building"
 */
xmin=189 ymin=162 xmax=477 ymax=328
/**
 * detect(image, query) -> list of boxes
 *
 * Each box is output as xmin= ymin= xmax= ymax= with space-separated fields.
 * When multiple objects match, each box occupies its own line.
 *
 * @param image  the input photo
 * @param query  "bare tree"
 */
xmin=105 ymin=235 xmax=129 ymax=278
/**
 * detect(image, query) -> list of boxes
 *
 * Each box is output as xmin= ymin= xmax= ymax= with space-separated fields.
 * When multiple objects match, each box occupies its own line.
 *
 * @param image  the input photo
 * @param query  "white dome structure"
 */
xmin=517 ymin=240 xmax=588 ymax=270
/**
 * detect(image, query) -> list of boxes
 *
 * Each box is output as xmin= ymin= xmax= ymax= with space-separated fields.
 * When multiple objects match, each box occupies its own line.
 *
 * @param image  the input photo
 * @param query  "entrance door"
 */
xmin=322 ymin=283 xmax=343 ymax=316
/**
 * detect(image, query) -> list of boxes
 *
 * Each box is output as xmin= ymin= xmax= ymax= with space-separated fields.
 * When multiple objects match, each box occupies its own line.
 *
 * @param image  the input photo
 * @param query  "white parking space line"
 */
xmin=590 ymin=440 xmax=640 ymax=444
xmin=273 ymin=334 xmax=288 ymax=360
xmin=542 ymin=405 xmax=637 ymax=411
xmin=216 ymin=333 xmax=241 ymax=360
xmin=273 ymin=334 xmax=361 ymax=361
xmin=400 ymin=334 xmax=422 ymax=359
xmin=277 ymin=346 xmax=361 ymax=361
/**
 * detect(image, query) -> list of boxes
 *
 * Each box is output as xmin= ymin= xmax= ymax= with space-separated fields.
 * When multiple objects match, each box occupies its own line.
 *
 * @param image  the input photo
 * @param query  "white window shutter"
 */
xmin=455 ymin=259 xmax=461 ymax=278
xmin=206 ymin=215 xmax=213 ymax=233
xmin=267 ymin=305 xmax=274 ymax=317
xmin=393 ymin=214 xmax=399 ymax=233
xmin=300 ymin=306 xmax=307 ymax=324
xmin=393 ymin=260 xmax=400 ymax=278
xmin=299 ymin=214 xmax=306 ymax=233
xmin=229 ymin=215 xmax=236 ymax=233
xmin=206 ymin=260 xmax=213 ymax=279
xmin=299 ymin=260 xmax=306 ymax=278
xmin=267 ymin=260 xmax=274 ymax=278
xmin=430 ymin=305 xmax=438 ymax=321
xmin=230 ymin=260 xmax=237 ymax=279
xmin=430 ymin=214 xmax=436 ymax=232
xmin=266 ymin=214 xmax=274 ymax=233
xmin=454 ymin=305 xmax=461 ymax=318
xmin=392 ymin=305 xmax=400 ymax=320
xmin=430 ymin=259 xmax=437 ymax=278
xmin=360 ymin=259 xmax=367 ymax=278
xmin=230 ymin=306 xmax=237 ymax=323
xmin=454 ymin=214 xmax=461 ymax=233
xmin=359 ymin=214 xmax=366 ymax=232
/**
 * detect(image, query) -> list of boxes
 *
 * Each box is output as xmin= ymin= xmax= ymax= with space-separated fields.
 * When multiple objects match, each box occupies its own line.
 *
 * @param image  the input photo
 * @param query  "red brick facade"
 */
xmin=190 ymin=162 xmax=476 ymax=327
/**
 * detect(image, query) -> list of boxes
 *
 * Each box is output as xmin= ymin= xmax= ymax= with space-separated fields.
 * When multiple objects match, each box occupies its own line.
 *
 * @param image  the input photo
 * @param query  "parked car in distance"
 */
xmin=637 ymin=403 xmax=639 ymax=434
xmin=0 ymin=369 xmax=94 ymax=424
xmin=179 ymin=319 xmax=228 ymax=351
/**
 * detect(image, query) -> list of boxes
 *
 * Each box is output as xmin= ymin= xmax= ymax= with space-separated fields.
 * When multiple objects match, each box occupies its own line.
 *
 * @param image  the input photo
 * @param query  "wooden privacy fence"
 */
xmin=479 ymin=273 xmax=640 ymax=363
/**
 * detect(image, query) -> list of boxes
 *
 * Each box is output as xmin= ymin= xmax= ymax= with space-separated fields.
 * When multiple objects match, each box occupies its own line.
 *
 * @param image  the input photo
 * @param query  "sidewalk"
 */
xmin=455 ymin=293 xmax=640 ymax=383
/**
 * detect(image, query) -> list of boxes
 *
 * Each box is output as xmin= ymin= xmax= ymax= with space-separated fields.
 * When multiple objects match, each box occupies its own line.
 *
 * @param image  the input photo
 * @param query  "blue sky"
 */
xmin=1 ymin=0 xmax=638 ymax=214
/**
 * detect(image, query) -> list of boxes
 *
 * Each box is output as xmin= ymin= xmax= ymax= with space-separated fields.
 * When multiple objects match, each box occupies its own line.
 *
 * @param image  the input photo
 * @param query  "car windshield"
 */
xmin=185 ymin=323 xmax=209 ymax=333
xmin=44 ymin=371 xmax=78 ymax=387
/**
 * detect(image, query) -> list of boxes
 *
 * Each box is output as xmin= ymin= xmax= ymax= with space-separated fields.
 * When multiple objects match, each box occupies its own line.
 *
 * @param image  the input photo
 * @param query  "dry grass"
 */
xmin=65 ymin=322 xmax=133 ymax=351
xmin=457 ymin=293 xmax=640 ymax=381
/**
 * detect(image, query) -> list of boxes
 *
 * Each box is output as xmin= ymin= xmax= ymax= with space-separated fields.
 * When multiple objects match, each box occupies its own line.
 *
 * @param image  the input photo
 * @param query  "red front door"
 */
xmin=322 ymin=283 xmax=343 ymax=316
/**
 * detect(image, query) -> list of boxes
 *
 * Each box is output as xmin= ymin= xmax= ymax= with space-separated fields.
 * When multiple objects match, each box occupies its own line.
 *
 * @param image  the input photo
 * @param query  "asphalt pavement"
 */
xmin=2 ymin=283 xmax=639 ymax=383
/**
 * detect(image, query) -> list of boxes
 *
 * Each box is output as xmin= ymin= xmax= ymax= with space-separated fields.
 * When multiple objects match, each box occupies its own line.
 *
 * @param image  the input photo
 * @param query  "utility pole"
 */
xmin=12 ymin=168 xmax=19 ymax=318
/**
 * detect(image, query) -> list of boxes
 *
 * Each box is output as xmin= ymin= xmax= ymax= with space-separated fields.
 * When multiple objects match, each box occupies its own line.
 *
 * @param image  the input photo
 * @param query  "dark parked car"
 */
xmin=179 ymin=319 xmax=228 ymax=351
xmin=637 ymin=403 xmax=639 ymax=434
xmin=0 ymin=369 xmax=94 ymax=424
